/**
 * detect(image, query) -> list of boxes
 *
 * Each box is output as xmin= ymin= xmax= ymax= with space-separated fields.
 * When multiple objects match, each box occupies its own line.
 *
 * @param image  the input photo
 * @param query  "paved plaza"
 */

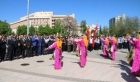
xmin=0 ymin=49 xmax=140 ymax=82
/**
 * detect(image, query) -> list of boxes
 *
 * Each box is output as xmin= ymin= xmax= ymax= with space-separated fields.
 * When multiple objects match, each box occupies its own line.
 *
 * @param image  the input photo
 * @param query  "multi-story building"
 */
xmin=109 ymin=14 xmax=126 ymax=27
xmin=10 ymin=11 xmax=75 ymax=33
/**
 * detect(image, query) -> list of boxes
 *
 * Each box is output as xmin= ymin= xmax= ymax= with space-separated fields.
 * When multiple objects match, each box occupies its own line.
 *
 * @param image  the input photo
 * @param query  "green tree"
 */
xmin=29 ymin=26 xmax=35 ymax=35
xmin=44 ymin=25 xmax=52 ymax=35
xmin=38 ymin=25 xmax=45 ymax=35
xmin=16 ymin=25 xmax=27 ymax=35
xmin=109 ymin=16 xmax=140 ymax=36
xmin=102 ymin=26 xmax=109 ymax=36
xmin=53 ymin=19 xmax=63 ymax=34
xmin=80 ymin=20 xmax=87 ymax=34
xmin=99 ymin=25 xmax=102 ymax=34
xmin=0 ymin=20 xmax=12 ymax=36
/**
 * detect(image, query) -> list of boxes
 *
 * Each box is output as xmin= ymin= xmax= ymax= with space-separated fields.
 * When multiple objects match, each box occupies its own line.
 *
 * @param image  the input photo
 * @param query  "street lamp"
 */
xmin=27 ymin=0 xmax=30 ymax=35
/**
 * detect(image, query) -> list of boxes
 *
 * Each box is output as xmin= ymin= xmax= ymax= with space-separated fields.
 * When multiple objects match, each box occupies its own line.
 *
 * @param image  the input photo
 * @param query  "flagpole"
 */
xmin=27 ymin=0 xmax=30 ymax=35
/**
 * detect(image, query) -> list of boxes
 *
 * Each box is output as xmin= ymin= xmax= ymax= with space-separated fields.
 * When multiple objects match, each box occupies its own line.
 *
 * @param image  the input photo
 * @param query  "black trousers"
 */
xmin=32 ymin=46 xmax=38 ymax=56
xmin=21 ymin=47 xmax=26 ymax=57
xmin=41 ymin=44 xmax=45 ymax=55
xmin=88 ymin=43 xmax=93 ymax=51
xmin=8 ymin=49 xmax=13 ymax=60
xmin=0 ymin=48 xmax=6 ymax=61
xmin=118 ymin=43 xmax=122 ymax=49
xmin=27 ymin=46 xmax=32 ymax=57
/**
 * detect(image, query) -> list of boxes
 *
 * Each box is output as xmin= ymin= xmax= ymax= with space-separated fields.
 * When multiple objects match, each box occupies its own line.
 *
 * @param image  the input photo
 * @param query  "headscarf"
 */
xmin=83 ymin=35 xmax=88 ymax=48
xmin=56 ymin=36 xmax=62 ymax=50
xmin=113 ymin=37 xmax=118 ymax=44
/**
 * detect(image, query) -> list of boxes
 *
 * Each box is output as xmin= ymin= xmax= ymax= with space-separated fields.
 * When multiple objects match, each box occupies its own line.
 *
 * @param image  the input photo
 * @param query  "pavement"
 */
xmin=0 ymin=49 xmax=140 ymax=82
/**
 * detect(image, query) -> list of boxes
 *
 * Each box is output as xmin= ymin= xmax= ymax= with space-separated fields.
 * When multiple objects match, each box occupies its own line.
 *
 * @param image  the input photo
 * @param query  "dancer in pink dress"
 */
xmin=100 ymin=36 xmax=109 ymax=57
xmin=108 ymin=36 xmax=117 ymax=60
xmin=127 ymin=34 xmax=140 ymax=75
xmin=45 ymin=36 xmax=62 ymax=70
xmin=78 ymin=35 xmax=88 ymax=68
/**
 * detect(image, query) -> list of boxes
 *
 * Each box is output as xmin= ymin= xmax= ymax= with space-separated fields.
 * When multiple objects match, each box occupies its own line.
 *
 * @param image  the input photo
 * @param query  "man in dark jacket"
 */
xmin=26 ymin=34 xmax=32 ymax=57
xmin=32 ymin=35 xmax=38 ymax=56
xmin=20 ymin=35 xmax=26 ymax=59
xmin=41 ymin=36 xmax=45 ymax=55
xmin=7 ymin=36 xmax=14 ymax=60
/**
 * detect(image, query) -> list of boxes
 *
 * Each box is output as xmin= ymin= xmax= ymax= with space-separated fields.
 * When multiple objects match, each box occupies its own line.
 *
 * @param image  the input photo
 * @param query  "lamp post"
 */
xmin=27 ymin=0 xmax=30 ymax=35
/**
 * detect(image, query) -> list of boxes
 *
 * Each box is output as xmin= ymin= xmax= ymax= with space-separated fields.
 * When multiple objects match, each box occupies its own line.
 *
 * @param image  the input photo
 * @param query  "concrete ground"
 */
xmin=0 ymin=49 xmax=140 ymax=82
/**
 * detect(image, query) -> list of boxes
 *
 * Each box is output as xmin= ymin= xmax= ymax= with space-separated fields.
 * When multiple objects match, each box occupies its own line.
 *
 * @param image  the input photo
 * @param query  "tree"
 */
xmin=29 ymin=26 xmax=35 ymax=35
xmin=44 ymin=25 xmax=52 ymax=35
xmin=53 ymin=19 xmax=63 ymax=34
xmin=38 ymin=25 xmax=45 ymax=35
xmin=109 ymin=16 xmax=140 ymax=36
xmin=0 ymin=20 xmax=12 ymax=36
xmin=16 ymin=25 xmax=27 ymax=35
xmin=99 ymin=25 xmax=102 ymax=34
xmin=80 ymin=20 xmax=87 ymax=34
xmin=61 ymin=16 xmax=77 ymax=35
xmin=102 ymin=26 xmax=109 ymax=36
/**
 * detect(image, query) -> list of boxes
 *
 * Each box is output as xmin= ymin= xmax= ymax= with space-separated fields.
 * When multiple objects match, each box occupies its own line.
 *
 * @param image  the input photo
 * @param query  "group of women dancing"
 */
xmin=45 ymin=35 xmax=88 ymax=70
xmin=44 ymin=34 xmax=140 ymax=76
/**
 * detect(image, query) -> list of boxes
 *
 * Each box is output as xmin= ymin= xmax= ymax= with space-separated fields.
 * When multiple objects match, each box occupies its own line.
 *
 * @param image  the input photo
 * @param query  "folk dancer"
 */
xmin=45 ymin=36 xmax=62 ymax=70
xmin=108 ymin=36 xmax=117 ymax=60
xmin=126 ymin=34 xmax=134 ymax=66
xmin=78 ymin=35 xmax=88 ymax=68
xmin=100 ymin=36 xmax=109 ymax=57
xmin=127 ymin=34 xmax=140 ymax=75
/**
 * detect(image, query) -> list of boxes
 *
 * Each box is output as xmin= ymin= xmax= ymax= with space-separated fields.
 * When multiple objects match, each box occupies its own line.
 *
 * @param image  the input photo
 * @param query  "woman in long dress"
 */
xmin=100 ymin=36 xmax=109 ymax=57
xmin=45 ymin=36 xmax=62 ymax=70
xmin=108 ymin=36 xmax=117 ymax=60
xmin=126 ymin=34 xmax=135 ymax=66
xmin=127 ymin=34 xmax=140 ymax=75
xmin=78 ymin=35 xmax=88 ymax=68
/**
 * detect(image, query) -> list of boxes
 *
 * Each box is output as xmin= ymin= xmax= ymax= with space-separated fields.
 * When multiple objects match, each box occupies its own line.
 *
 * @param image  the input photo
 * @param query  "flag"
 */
xmin=92 ymin=24 xmax=98 ymax=47
xmin=86 ymin=26 xmax=91 ymax=41
xmin=94 ymin=24 xmax=98 ymax=38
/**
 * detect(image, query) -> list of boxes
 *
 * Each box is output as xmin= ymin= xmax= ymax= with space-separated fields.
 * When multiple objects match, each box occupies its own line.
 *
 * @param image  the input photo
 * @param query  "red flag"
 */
xmin=94 ymin=24 xmax=98 ymax=38
xmin=92 ymin=24 xmax=98 ymax=47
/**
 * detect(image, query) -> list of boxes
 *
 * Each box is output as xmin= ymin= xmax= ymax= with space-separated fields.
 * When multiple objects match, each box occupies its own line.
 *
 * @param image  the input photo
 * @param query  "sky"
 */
xmin=0 ymin=0 xmax=140 ymax=27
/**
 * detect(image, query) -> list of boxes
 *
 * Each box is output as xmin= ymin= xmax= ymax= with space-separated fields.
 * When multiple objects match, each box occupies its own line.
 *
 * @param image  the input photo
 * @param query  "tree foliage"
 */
xmin=102 ymin=26 xmax=109 ymax=36
xmin=109 ymin=16 xmax=140 ymax=36
xmin=16 ymin=25 xmax=27 ymax=35
xmin=61 ymin=16 xmax=78 ymax=35
xmin=80 ymin=20 xmax=87 ymax=34
xmin=29 ymin=26 xmax=35 ymax=35
xmin=38 ymin=25 xmax=45 ymax=35
xmin=0 ymin=20 xmax=12 ymax=36
xmin=99 ymin=25 xmax=102 ymax=34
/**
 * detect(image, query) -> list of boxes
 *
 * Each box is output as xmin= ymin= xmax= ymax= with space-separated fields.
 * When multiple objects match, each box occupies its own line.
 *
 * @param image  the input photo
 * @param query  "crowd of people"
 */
xmin=0 ymin=34 xmax=130 ymax=61
xmin=0 ymin=34 xmax=140 ymax=76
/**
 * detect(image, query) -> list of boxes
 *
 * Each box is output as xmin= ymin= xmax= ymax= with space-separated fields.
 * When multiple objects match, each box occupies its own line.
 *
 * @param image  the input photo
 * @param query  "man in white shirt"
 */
xmin=88 ymin=36 xmax=93 ymax=52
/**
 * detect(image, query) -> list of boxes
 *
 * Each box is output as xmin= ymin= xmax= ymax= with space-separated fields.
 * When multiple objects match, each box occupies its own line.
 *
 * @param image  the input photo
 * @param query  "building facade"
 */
xmin=10 ymin=11 xmax=75 ymax=33
xmin=109 ymin=14 xmax=126 ymax=27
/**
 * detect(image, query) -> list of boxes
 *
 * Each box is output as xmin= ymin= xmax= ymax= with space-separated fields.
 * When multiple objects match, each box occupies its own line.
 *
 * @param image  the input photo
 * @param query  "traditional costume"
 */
xmin=128 ymin=35 xmax=140 ymax=75
xmin=101 ymin=38 xmax=109 ymax=57
xmin=126 ymin=37 xmax=134 ymax=66
xmin=108 ymin=37 xmax=117 ymax=60
xmin=79 ymin=35 xmax=88 ymax=67
xmin=46 ymin=37 xmax=62 ymax=70
xmin=76 ymin=38 xmax=80 ymax=57
xmin=126 ymin=48 xmax=134 ymax=66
